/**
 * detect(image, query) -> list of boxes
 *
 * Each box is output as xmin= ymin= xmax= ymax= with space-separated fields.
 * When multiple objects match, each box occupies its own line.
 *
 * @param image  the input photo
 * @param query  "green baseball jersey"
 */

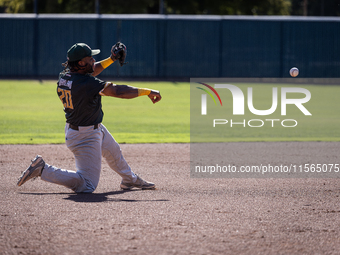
xmin=57 ymin=72 xmax=107 ymax=126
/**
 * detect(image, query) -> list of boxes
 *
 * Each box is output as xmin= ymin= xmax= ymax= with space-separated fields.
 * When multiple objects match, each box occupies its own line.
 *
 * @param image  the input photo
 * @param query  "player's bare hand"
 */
xmin=148 ymin=90 xmax=162 ymax=104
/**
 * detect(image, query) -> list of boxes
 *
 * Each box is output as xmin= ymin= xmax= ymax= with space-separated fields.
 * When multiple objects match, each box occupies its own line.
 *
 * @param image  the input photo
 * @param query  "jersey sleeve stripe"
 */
xmin=99 ymin=82 xmax=113 ymax=96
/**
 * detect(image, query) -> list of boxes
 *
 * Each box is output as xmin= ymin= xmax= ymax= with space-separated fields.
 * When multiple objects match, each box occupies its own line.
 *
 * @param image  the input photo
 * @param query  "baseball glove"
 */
xmin=111 ymin=42 xmax=127 ymax=66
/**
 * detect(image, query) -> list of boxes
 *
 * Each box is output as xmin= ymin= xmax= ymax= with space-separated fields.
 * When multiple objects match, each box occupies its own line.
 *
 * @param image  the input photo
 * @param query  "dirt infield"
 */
xmin=1 ymin=142 xmax=340 ymax=255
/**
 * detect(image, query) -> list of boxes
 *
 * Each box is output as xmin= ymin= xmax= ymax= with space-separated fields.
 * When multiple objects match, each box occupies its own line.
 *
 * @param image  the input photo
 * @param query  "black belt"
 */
xmin=69 ymin=124 xmax=99 ymax=131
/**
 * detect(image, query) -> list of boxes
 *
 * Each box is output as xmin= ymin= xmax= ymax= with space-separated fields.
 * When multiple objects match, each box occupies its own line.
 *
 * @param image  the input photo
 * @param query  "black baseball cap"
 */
xmin=67 ymin=43 xmax=100 ymax=62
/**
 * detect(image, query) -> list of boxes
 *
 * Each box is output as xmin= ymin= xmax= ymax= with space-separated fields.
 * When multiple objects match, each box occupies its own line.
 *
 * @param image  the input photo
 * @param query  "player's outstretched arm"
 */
xmin=100 ymin=84 xmax=161 ymax=104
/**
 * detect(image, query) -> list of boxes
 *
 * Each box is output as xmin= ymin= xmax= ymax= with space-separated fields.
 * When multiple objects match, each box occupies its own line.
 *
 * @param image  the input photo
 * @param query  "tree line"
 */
xmin=0 ymin=0 xmax=339 ymax=16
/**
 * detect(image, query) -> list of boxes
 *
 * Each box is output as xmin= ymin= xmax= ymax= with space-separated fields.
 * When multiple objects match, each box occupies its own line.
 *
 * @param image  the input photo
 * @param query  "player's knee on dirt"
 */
xmin=72 ymin=174 xmax=97 ymax=193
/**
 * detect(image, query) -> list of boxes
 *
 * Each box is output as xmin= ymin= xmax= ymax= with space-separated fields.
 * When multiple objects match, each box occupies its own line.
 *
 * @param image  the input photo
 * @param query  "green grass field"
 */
xmin=191 ymin=82 xmax=340 ymax=142
xmin=0 ymin=80 xmax=189 ymax=144
xmin=0 ymin=80 xmax=339 ymax=144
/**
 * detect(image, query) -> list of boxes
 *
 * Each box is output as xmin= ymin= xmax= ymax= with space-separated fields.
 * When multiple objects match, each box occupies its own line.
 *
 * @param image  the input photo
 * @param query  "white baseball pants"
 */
xmin=40 ymin=123 xmax=137 ymax=192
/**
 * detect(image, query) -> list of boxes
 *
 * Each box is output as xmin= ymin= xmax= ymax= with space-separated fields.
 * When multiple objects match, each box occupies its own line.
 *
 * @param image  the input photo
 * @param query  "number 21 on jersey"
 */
xmin=57 ymin=87 xmax=74 ymax=109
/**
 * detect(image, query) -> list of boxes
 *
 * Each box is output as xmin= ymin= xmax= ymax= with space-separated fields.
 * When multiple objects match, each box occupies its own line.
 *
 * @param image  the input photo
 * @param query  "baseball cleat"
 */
xmin=17 ymin=155 xmax=45 ymax=186
xmin=120 ymin=175 xmax=155 ymax=190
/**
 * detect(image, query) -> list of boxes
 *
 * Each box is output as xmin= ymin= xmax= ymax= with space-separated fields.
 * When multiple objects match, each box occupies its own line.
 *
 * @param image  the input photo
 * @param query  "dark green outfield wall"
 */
xmin=1 ymin=14 xmax=339 ymax=79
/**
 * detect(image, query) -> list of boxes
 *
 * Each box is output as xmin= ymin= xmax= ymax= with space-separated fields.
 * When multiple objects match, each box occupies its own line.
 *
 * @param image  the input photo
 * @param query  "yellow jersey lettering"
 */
xmin=57 ymin=87 xmax=74 ymax=109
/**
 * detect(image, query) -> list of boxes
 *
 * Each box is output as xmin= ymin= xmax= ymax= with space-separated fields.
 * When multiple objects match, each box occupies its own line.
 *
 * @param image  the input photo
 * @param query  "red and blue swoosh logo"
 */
xmin=196 ymin=82 xmax=223 ymax=106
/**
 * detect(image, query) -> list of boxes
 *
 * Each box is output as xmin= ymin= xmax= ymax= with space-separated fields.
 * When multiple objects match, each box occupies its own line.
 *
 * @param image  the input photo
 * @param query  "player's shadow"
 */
xmin=19 ymin=190 xmax=169 ymax=203
xmin=63 ymin=190 xmax=169 ymax=203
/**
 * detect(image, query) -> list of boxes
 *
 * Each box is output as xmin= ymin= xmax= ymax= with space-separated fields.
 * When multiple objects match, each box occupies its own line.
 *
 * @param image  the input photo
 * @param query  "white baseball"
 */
xmin=289 ymin=67 xmax=299 ymax=77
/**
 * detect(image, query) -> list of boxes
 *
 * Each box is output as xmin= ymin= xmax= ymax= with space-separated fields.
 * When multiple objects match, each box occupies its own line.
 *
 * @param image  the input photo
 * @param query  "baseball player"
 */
xmin=17 ymin=42 xmax=162 ymax=193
